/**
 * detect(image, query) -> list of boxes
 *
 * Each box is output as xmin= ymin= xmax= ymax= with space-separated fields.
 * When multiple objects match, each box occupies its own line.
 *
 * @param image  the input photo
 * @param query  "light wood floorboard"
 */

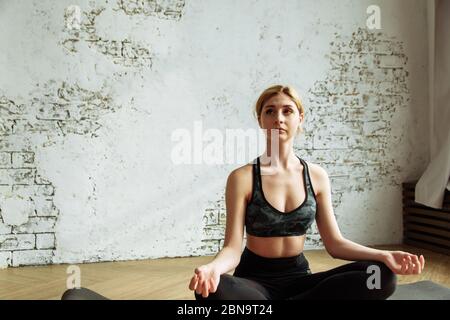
xmin=0 ymin=244 xmax=448 ymax=300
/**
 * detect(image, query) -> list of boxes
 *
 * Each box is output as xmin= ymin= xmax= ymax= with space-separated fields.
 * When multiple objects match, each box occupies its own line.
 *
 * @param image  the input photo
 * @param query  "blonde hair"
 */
xmin=254 ymin=85 xmax=305 ymax=135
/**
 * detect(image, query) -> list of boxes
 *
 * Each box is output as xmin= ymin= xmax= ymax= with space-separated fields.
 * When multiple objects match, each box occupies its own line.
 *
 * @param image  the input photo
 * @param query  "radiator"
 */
xmin=402 ymin=182 xmax=450 ymax=255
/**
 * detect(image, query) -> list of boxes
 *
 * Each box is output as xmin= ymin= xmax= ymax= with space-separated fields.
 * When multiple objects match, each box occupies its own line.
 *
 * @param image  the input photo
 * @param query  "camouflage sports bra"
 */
xmin=245 ymin=156 xmax=317 ymax=237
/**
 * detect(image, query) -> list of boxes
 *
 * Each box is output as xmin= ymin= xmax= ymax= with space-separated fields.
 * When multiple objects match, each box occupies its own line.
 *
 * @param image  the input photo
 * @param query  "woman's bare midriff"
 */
xmin=245 ymin=233 xmax=306 ymax=258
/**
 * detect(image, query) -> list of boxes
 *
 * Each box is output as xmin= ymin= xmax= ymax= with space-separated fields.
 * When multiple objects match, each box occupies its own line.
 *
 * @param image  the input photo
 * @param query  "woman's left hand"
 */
xmin=382 ymin=251 xmax=425 ymax=275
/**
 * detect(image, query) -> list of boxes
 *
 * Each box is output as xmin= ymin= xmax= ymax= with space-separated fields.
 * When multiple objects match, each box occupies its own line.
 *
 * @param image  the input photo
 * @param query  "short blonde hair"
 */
xmin=254 ymin=85 xmax=305 ymax=135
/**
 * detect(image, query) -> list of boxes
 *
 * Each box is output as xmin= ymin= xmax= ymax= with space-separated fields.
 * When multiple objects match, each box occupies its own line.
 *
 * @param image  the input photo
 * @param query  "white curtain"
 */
xmin=415 ymin=0 xmax=450 ymax=209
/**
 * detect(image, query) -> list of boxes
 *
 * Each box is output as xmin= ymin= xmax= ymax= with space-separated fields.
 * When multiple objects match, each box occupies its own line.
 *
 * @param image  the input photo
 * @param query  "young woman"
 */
xmin=189 ymin=85 xmax=425 ymax=300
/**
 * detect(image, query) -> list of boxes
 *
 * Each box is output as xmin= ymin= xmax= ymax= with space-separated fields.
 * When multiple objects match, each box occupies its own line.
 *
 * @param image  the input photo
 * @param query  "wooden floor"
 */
xmin=0 ymin=244 xmax=448 ymax=300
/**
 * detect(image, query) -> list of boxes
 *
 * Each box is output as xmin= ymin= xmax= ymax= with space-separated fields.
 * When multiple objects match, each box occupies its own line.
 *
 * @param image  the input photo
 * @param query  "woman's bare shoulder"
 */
xmin=303 ymin=160 xmax=328 ymax=196
xmin=227 ymin=162 xmax=254 ymax=201
xmin=305 ymin=160 xmax=326 ymax=174
xmin=228 ymin=161 xmax=253 ymax=181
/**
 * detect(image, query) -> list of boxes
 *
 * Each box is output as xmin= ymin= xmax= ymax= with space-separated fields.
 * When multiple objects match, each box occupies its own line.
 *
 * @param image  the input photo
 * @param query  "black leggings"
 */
xmin=195 ymin=247 xmax=397 ymax=300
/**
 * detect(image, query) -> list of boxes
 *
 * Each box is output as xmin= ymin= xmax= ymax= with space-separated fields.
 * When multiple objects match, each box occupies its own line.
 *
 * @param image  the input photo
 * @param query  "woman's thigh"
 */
xmin=284 ymin=260 xmax=396 ymax=300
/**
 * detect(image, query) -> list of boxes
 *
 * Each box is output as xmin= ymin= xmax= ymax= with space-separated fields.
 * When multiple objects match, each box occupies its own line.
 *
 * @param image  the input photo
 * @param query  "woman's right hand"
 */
xmin=188 ymin=264 xmax=221 ymax=298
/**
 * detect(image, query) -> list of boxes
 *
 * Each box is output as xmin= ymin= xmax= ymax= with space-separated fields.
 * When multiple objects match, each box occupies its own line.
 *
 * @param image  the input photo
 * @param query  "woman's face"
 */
xmin=258 ymin=93 xmax=303 ymax=140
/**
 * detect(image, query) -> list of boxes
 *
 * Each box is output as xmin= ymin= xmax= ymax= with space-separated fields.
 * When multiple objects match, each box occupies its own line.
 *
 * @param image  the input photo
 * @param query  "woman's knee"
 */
xmin=61 ymin=288 xmax=78 ymax=300
xmin=61 ymin=287 xmax=109 ymax=300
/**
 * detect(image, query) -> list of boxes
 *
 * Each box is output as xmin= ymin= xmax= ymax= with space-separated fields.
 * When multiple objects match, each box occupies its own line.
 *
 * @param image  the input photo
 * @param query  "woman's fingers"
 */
xmin=209 ymin=277 xmax=217 ymax=293
xmin=189 ymin=274 xmax=198 ymax=291
xmin=405 ymin=256 xmax=412 ymax=274
xmin=420 ymin=255 xmax=425 ymax=270
xmin=398 ymin=253 xmax=425 ymax=275
xmin=190 ymin=266 xmax=218 ymax=297
xmin=412 ymin=255 xmax=421 ymax=274
xmin=196 ymin=275 xmax=205 ymax=295
xmin=408 ymin=256 xmax=414 ymax=274
xmin=202 ymin=281 xmax=209 ymax=298
xmin=195 ymin=282 xmax=201 ymax=294
xmin=401 ymin=257 xmax=408 ymax=274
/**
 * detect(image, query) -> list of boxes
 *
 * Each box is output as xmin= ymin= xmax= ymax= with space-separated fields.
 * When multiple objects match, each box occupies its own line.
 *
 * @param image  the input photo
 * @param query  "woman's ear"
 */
xmin=299 ymin=113 xmax=304 ymax=124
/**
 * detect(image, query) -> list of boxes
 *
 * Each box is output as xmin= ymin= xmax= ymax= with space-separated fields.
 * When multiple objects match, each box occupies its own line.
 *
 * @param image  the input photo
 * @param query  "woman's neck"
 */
xmin=261 ymin=139 xmax=297 ymax=169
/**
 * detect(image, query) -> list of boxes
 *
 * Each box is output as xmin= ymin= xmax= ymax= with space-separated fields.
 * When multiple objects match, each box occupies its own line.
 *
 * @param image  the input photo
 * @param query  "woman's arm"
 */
xmin=189 ymin=167 xmax=250 ymax=297
xmin=205 ymin=167 xmax=250 ymax=273
xmin=312 ymin=164 xmax=382 ymax=260
xmin=208 ymin=168 xmax=248 ymax=273
xmin=312 ymin=164 xmax=424 ymax=274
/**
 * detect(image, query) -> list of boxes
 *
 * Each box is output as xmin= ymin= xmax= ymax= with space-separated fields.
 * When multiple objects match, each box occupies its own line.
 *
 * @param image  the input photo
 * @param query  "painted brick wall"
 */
xmin=0 ymin=0 xmax=429 ymax=268
xmin=0 ymin=81 xmax=120 ymax=267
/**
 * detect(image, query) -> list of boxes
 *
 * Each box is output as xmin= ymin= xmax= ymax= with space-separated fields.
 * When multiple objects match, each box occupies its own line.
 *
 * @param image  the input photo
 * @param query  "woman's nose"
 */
xmin=275 ymin=111 xmax=285 ymax=123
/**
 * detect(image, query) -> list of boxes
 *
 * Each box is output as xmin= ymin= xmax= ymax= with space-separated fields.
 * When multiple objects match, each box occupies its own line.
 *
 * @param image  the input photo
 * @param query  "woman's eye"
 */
xmin=265 ymin=110 xmax=273 ymax=114
xmin=284 ymin=109 xmax=293 ymax=114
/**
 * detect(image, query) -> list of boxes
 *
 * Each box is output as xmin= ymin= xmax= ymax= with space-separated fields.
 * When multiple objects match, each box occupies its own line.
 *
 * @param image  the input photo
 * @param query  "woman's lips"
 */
xmin=267 ymin=128 xmax=286 ymax=134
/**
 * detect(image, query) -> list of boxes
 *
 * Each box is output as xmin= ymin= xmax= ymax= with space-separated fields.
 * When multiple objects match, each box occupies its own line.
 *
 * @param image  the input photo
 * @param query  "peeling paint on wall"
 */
xmin=62 ymin=6 xmax=153 ymax=68
xmin=305 ymin=28 xmax=410 ymax=247
xmin=195 ymin=193 xmax=226 ymax=255
xmin=0 ymin=81 xmax=121 ymax=267
xmin=116 ymin=0 xmax=186 ymax=20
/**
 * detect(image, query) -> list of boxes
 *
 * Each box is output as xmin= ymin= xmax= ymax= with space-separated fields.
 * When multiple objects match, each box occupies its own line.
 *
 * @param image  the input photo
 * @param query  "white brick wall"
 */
xmin=0 ymin=252 xmax=11 ymax=268
xmin=12 ymin=250 xmax=53 ymax=267
xmin=0 ymin=196 xmax=34 ymax=226
xmin=0 ymin=153 xmax=11 ymax=167
xmin=12 ymin=217 xmax=57 ymax=234
xmin=33 ymin=198 xmax=59 ymax=217
xmin=12 ymin=152 xmax=35 ymax=168
xmin=0 ymin=234 xmax=35 ymax=251
xmin=0 ymin=169 xmax=36 ymax=185
xmin=0 ymin=0 xmax=429 ymax=267
xmin=36 ymin=234 xmax=55 ymax=250
xmin=0 ymin=221 xmax=12 ymax=235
